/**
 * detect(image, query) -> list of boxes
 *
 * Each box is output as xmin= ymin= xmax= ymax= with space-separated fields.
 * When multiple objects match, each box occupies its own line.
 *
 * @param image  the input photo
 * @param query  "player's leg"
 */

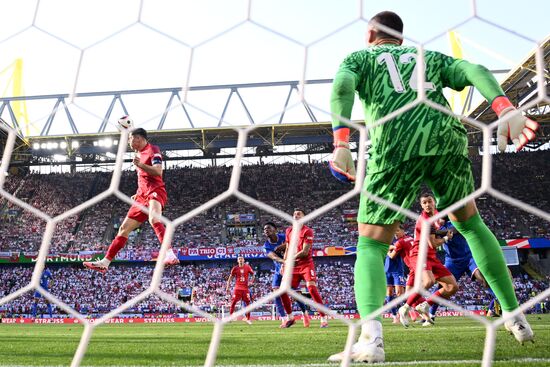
xmin=429 ymin=154 xmax=532 ymax=343
xmin=229 ymin=290 xmax=242 ymax=315
xmin=32 ymin=294 xmax=39 ymax=317
xmin=429 ymin=261 xmax=462 ymax=320
xmin=242 ymin=292 xmax=252 ymax=324
xmin=385 ymin=282 xmax=397 ymax=322
xmin=84 ymin=215 xmax=142 ymax=273
xmin=280 ymin=274 xmax=301 ymax=328
xmin=148 ymin=198 xmax=179 ymax=265
xmin=392 ymin=282 xmax=405 ymax=323
xmin=272 ymin=272 xmax=287 ymax=324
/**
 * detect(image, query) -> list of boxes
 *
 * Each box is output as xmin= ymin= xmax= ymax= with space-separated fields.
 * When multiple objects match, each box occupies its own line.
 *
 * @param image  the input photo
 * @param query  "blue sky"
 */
xmin=0 ymin=0 xmax=548 ymax=136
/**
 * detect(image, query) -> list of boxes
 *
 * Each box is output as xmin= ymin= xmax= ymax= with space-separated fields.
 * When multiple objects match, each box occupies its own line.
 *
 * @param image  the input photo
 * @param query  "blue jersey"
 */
xmin=40 ymin=269 xmax=53 ymax=290
xmin=263 ymin=233 xmax=286 ymax=272
xmin=384 ymin=254 xmax=404 ymax=274
xmin=441 ymin=222 xmax=472 ymax=262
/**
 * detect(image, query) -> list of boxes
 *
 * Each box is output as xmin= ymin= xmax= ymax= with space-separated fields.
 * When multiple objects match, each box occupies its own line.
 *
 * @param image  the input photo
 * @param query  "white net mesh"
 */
xmin=0 ymin=1 xmax=549 ymax=366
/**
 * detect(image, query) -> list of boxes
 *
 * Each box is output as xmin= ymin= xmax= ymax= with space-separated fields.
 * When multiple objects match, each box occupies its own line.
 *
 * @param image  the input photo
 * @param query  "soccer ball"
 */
xmin=117 ymin=115 xmax=133 ymax=130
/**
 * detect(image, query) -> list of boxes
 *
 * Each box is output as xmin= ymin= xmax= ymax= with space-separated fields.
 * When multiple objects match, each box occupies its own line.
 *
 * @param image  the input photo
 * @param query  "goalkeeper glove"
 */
xmin=492 ymin=96 xmax=539 ymax=152
xmin=329 ymin=127 xmax=356 ymax=183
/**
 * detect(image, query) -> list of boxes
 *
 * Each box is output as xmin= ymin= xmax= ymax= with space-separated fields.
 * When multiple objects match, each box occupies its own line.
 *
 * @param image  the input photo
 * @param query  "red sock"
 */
xmin=243 ymin=300 xmax=251 ymax=319
xmin=230 ymin=298 xmax=237 ymax=315
xmin=152 ymin=222 xmax=166 ymax=244
xmin=307 ymin=285 xmax=325 ymax=317
xmin=427 ymin=289 xmax=444 ymax=306
xmin=105 ymin=235 xmax=128 ymax=260
xmin=280 ymin=293 xmax=293 ymax=315
xmin=406 ymin=293 xmax=424 ymax=307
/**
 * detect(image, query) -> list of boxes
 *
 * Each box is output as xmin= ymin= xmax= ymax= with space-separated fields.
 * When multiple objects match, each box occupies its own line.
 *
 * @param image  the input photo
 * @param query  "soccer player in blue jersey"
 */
xmin=263 ymin=222 xmax=311 ymax=327
xmin=384 ymin=244 xmax=405 ymax=323
xmin=32 ymin=267 xmax=53 ymax=318
xmin=426 ymin=216 xmax=495 ymax=322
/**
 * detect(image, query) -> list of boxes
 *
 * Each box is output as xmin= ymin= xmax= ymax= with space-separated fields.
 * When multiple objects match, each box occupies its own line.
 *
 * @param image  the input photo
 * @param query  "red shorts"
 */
xmin=127 ymin=189 xmax=167 ymax=223
xmin=291 ymin=263 xmax=317 ymax=288
xmin=409 ymin=257 xmax=452 ymax=281
xmin=406 ymin=271 xmax=415 ymax=287
xmin=232 ymin=289 xmax=251 ymax=303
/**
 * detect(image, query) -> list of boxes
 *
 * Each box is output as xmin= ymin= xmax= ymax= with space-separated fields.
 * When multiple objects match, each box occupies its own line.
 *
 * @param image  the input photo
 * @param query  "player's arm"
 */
xmin=443 ymin=57 xmax=539 ymax=152
xmin=266 ymin=251 xmax=285 ymax=264
xmin=225 ymin=272 xmax=234 ymax=293
xmin=388 ymin=245 xmax=400 ymax=259
xmin=248 ymin=267 xmax=255 ymax=285
xmin=133 ymin=148 xmax=163 ymax=176
xmin=294 ymin=241 xmax=312 ymax=259
xmin=429 ymin=230 xmax=453 ymax=249
xmin=329 ymin=54 xmax=361 ymax=183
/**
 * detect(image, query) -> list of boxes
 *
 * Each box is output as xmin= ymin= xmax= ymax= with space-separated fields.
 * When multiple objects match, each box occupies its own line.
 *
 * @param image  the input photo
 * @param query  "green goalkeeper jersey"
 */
xmin=331 ymin=44 xmax=504 ymax=173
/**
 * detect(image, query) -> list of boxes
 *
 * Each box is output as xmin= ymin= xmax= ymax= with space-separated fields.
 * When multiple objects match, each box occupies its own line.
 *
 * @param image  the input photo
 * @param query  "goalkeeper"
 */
xmin=327 ymin=11 xmax=538 ymax=363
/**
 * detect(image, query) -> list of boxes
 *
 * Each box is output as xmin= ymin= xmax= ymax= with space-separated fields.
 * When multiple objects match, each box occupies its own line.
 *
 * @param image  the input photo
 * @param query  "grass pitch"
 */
xmin=0 ymin=315 xmax=549 ymax=366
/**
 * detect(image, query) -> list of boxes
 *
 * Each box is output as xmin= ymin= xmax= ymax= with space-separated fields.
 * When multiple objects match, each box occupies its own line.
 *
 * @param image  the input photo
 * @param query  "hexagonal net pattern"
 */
xmin=0 ymin=1 xmax=549 ymax=367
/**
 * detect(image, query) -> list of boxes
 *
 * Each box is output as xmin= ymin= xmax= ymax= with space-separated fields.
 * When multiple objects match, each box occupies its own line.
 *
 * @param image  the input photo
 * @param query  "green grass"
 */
xmin=0 ymin=315 xmax=549 ymax=366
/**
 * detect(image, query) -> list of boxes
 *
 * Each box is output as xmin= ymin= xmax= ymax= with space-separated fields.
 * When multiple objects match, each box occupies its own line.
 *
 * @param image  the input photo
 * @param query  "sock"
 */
xmin=47 ymin=303 xmax=52 ymax=318
xmin=429 ymin=303 xmax=439 ymax=316
xmin=360 ymin=319 xmax=383 ymax=342
xmin=488 ymin=299 xmax=495 ymax=312
xmin=406 ymin=293 xmax=423 ymax=307
xmin=274 ymin=296 xmax=286 ymax=317
xmin=427 ymin=289 xmax=444 ymax=306
xmin=229 ymin=298 xmax=237 ymax=315
xmin=385 ymin=295 xmax=397 ymax=316
xmin=307 ymin=285 xmax=325 ymax=317
xmin=32 ymin=303 xmax=37 ymax=317
xmin=452 ymin=213 xmax=519 ymax=311
xmin=105 ymin=235 xmax=128 ymax=261
xmin=152 ymin=222 xmax=167 ymax=244
xmin=280 ymin=294 xmax=294 ymax=316
xmin=354 ymin=236 xmax=389 ymax=321
xmin=243 ymin=300 xmax=251 ymax=319
xmin=295 ymin=299 xmax=307 ymax=314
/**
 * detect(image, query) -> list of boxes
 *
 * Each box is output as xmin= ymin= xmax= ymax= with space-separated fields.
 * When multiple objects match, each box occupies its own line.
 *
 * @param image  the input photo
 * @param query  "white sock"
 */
xmin=360 ymin=319 xmax=383 ymax=342
xmin=100 ymin=258 xmax=111 ymax=267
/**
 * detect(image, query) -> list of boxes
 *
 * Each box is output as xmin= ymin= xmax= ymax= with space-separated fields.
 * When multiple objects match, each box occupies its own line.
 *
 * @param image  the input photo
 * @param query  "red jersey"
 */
xmin=230 ymin=264 xmax=254 ymax=291
xmin=136 ymin=143 xmax=165 ymax=196
xmin=411 ymin=211 xmax=440 ymax=261
xmin=285 ymin=225 xmax=314 ymax=267
xmin=394 ymin=235 xmax=414 ymax=269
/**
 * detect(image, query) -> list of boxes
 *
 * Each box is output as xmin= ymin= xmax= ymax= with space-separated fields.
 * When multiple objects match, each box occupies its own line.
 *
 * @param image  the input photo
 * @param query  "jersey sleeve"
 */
xmin=331 ymin=52 xmax=364 ymax=129
xmin=439 ymin=52 xmax=505 ymax=103
xmin=304 ymin=228 xmax=314 ymax=244
xmin=151 ymin=145 xmax=163 ymax=166
xmin=230 ymin=266 xmax=236 ymax=276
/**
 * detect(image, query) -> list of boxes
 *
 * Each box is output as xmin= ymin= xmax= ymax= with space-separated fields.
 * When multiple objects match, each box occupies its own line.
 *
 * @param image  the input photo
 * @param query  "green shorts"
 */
xmin=358 ymin=155 xmax=475 ymax=225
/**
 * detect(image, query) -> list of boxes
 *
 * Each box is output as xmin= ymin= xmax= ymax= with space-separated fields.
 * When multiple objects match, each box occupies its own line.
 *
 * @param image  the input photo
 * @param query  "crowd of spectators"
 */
xmin=1 ymin=260 xmax=548 ymax=317
xmin=0 ymin=150 xmax=548 ymax=254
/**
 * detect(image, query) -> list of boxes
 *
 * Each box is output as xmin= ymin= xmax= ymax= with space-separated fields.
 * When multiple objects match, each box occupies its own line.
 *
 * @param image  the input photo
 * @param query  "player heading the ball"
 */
xmin=84 ymin=127 xmax=179 ymax=274
xmin=327 ymin=10 xmax=536 ymax=364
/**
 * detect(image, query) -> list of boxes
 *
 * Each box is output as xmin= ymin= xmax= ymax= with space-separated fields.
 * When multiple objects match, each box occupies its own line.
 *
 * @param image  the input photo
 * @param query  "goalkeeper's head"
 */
xmin=367 ymin=11 xmax=403 ymax=46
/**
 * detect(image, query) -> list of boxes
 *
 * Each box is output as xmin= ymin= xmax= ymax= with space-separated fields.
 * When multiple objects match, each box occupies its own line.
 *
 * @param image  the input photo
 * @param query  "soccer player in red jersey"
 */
xmin=84 ymin=128 xmax=179 ymax=273
xmin=386 ymin=225 xmax=412 ymax=323
xmin=279 ymin=209 xmax=328 ymax=328
xmin=398 ymin=193 xmax=458 ymax=327
xmin=226 ymin=256 xmax=255 ymax=324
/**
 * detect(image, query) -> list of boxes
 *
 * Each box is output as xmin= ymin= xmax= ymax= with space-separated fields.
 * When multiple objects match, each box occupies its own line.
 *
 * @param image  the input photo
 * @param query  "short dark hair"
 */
xmin=420 ymin=192 xmax=435 ymax=200
xmin=130 ymin=128 xmax=148 ymax=140
xmin=264 ymin=222 xmax=277 ymax=229
xmin=370 ymin=11 xmax=403 ymax=40
xmin=293 ymin=208 xmax=305 ymax=215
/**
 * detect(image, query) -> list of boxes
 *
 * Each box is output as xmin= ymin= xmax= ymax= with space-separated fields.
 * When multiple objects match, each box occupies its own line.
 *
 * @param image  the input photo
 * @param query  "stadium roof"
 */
xmin=466 ymin=35 xmax=550 ymax=149
xmin=1 ymin=37 xmax=549 ymax=167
